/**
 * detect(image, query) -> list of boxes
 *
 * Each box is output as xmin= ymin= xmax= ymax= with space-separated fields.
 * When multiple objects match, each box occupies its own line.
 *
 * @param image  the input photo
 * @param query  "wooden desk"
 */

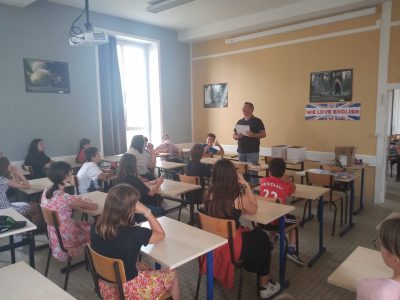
xmin=156 ymin=159 xmax=186 ymax=178
xmin=0 ymin=208 xmax=37 ymax=267
xmin=141 ymin=217 xmax=227 ymax=300
xmin=200 ymin=157 xmax=268 ymax=176
xmin=81 ymin=181 xmax=202 ymax=224
xmin=376 ymin=212 xmax=400 ymax=230
xmin=292 ymin=184 xmax=330 ymax=267
xmin=327 ymin=246 xmax=391 ymax=292
xmin=159 ymin=179 xmax=201 ymax=224
xmin=102 ymin=154 xmax=123 ymax=164
xmin=0 ymin=261 xmax=75 ymax=299
xmin=295 ymin=168 xmax=359 ymax=237
xmin=79 ymin=191 xmax=107 ymax=216
xmin=242 ymin=198 xmax=295 ymax=288
xmin=20 ymin=177 xmax=52 ymax=195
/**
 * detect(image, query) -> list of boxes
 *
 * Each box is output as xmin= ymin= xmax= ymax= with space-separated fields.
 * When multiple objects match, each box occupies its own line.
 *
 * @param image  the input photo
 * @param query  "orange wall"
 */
xmin=192 ymin=15 xmax=380 ymax=155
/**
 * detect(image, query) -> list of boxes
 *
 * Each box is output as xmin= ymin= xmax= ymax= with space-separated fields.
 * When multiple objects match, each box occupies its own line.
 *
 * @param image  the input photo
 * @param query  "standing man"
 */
xmin=233 ymin=102 xmax=266 ymax=165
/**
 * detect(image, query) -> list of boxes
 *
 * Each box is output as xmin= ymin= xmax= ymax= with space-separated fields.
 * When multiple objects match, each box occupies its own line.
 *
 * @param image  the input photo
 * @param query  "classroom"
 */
xmin=0 ymin=0 xmax=400 ymax=299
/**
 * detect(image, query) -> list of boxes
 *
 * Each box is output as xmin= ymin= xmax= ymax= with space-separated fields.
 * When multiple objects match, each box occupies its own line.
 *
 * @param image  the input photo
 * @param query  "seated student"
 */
xmin=77 ymin=147 xmax=114 ymax=194
xmin=90 ymin=184 xmax=179 ymax=300
xmin=0 ymin=157 xmax=41 ymax=223
xmin=24 ymin=138 xmax=52 ymax=179
xmin=127 ymin=135 xmax=156 ymax=181
xmin=154 ymin=134 xmax=182 ymax=163
xmin=259 ymin=157 xmax=304 ymax=265
xmin=357 ymin=218 xmax=400 ymax=300
xmin=41 ymin=161 xmax=98 ymax=262
xmin=187 ymin=143 xmax=211 ymax=189
xmin=76 ymin=138 xmax=91 ymax=164
xmin=202 ymin=133 xmax=224 ymax=157
xmin=117 ymin=153 xmax=165 ymax=219
xmin=203 ymin=159 xmax=280 ymax=298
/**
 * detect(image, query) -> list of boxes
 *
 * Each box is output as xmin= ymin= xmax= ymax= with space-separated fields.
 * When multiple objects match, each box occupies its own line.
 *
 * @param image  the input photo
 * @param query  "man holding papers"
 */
xmin=233 ymin=102 xmax=266 ymax=165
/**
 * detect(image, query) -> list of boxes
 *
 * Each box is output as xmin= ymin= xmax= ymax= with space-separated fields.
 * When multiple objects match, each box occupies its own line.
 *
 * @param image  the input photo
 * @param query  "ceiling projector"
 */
xmin=69 ymin=31 xmax=109 ymax=46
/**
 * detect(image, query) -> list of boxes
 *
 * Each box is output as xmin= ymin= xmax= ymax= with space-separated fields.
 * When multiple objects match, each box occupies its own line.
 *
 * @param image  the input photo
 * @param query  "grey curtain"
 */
xmin=98 ymin=36 xmax=127 ymax=155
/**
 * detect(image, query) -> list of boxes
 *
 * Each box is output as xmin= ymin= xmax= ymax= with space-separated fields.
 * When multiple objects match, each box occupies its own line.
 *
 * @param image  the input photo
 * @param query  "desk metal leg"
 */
xmin=278 ymin=216 xmax=289 ymax=289
xmin=9 ymin=236 xmax=16 ymax=264
xmin=28 ymin=232 xmax=35 ymax=268
xmin=206 ymin=251 xmax=214 ymax=300
xmin=353 ymin=168 xmax=365 ymax=215
xmin=340 ymin=181 xmax=355 ymax=236
xmin=308 ymin=196 xmax=326 ymax=267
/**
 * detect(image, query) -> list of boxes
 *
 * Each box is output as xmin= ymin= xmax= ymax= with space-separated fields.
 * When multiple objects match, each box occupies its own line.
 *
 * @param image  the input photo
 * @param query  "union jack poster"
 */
xmin=305 ymin=102 xmax=361 ymax=120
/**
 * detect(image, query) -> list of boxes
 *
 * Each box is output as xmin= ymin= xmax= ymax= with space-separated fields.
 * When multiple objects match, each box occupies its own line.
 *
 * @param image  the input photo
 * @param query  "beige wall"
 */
xmin=192 ymin=13 xmax=380 ymax=155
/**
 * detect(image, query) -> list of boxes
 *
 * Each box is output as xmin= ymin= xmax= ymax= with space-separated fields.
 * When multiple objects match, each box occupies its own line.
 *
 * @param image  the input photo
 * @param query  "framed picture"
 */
xmin=23 ymin=58 xmax=70 ymax=94
xmin=204 ymin=83 xmax=228 ymax=108
xmin=310 ymin=69 xmax=352 ymax=102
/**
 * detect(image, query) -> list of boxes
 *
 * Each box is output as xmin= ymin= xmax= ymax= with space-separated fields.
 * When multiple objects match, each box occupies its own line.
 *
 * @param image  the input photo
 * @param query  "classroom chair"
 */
xmin=41 ymin=207 xmax=87 ymax=290
xmin=195 ymin=211 xmax=257 ymax=300
xmin=320 ymin=164 xmax=350 ymax=224
xmin=85 ymin=245 xmax=171 ymax=300
xmin=305 ymin=172 xmax=344 ymax=236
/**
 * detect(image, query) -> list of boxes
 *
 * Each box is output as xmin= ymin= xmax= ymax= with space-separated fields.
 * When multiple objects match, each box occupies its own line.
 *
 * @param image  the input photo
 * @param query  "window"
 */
xmin=116 ymin=37 xmax=161 ymax=149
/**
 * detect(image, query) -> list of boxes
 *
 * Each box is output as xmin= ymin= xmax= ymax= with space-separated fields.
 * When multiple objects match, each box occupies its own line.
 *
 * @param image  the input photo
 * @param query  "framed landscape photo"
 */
xmin=23 ymin=58 xmax=70 ymax=94
xmin=310 ymin=69 xmax=352 ymax=102
xmin=204 ymin=83 xmax=228 ymax=108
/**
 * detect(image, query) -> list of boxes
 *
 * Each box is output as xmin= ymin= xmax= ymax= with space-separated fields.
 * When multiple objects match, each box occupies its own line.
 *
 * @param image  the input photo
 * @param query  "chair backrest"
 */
xmin=40 ymin=206 xmax=67 ymax=252
xmin=196 ymin=211 xmax=238 ymax=266
xmin=234 ymin=163 xmax=248 ymax=175
xmin=306 ymin=171 xmax=333 ymax=188
xmin=86 ymin=245 xmax=126 ymax=300
xmin=264 ymin=156 xmax=273 ymax=164
xmin=320 ymin=164 xmax=344 ymax=172
xmin=178 ymin=174 xmax=200 ymax=185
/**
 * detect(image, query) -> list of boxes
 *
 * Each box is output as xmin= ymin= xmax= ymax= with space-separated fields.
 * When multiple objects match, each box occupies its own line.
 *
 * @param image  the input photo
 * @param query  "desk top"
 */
xmin=19 ymin=177 xmax=52 ymax=195
xmin=140 ymin=217 xmax=227 ymax=269
xmin=295 ymin=168 xmax=357 ymax=183
xmin=156 ymin=160 xmax=186 ymax=170
xmin=376 ymin=212 xmax=400 ymax=230
xmin=80 ymin=191 xmax=107 ymax=216
xmin=292 ymin=184 xmax=330 ymax=200
xmin=0 ymin=261 xmax=75 ymax=299
xmin=200 ymin=157 xmax=268 ymax=172
xmin=241 ymin=197 xmax=294 ymax=224
xmin=327 ymin=246 xmax=392 ymax=292
xmin=102 ymin=154 xmax=123 ymax=163
xmin=0 ymin=208 xmax=37 ymax=238
xmin=159 ymin=179 xmax=201 ymax=196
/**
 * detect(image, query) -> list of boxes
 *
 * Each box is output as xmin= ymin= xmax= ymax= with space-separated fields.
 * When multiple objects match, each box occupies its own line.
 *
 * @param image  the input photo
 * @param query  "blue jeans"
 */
xmin=238 ymin=152 xmax=260 ymax=184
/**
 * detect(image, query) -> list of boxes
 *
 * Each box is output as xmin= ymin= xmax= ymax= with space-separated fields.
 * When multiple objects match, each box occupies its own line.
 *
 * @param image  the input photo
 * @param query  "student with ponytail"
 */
xmin=41 ymin=161 xmax=98 ymax=262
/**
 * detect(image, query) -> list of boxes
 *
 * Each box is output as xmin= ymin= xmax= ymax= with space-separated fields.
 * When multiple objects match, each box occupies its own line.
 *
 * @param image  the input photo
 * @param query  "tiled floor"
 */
xmin=1 ymin=175 xmax=399 ymax=300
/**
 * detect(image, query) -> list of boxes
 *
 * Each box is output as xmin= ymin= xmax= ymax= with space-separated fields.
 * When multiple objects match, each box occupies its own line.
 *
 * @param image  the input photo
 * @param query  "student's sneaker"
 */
xmin=260 ymin=280 xmax=281 ymax=299
xmin=287 ymin=252 xmax=306 ymax=266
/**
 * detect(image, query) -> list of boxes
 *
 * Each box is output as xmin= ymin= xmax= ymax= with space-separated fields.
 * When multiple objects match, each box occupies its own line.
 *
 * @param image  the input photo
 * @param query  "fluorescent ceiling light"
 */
xmin=147 ymin=0 xmax=195 ymax=13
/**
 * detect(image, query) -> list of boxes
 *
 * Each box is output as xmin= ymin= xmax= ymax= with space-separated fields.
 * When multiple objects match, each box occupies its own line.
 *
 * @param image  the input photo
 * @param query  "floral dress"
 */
xmin=41 ymin=189 xmax=90 ymax=262
xmin=99 ymin=262 xmax=175 ymax=300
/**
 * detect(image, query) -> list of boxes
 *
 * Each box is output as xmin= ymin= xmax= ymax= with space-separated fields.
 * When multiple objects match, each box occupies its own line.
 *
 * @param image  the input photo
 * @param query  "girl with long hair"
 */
xmin=117 ymin=153 xmax=165 ymax=220
xmin=127 ymin=135 xmax=156 ymax=181
xmin=204 ymin=159 xmax=280 ymax=299
xmin=24 ymin=138 xmax=52 ymax=179
xmin=41 ymin=161 xmax=97 ymax=261
xmin=91 ymin=184 xmax=179 ymax=299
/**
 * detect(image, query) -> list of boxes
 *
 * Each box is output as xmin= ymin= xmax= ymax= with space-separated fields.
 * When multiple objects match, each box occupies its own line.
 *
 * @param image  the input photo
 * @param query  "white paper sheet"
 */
xmin=235 ymin=124 xmax=250 ymax=136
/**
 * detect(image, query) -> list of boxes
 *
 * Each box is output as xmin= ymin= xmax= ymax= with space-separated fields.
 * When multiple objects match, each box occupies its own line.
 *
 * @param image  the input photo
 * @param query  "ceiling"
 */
xmin=0 ymin=0 xmax=386 ymax=42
